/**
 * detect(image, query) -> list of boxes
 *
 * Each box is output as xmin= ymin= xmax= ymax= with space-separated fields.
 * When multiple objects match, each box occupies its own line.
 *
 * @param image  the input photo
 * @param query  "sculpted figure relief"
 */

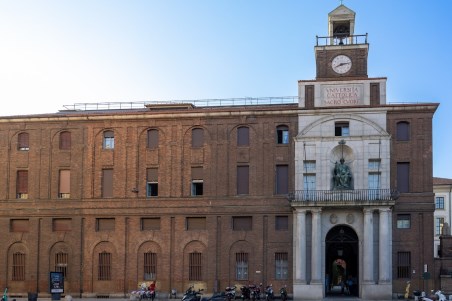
xmin=333 ymin=158 xmax=352 ymax=190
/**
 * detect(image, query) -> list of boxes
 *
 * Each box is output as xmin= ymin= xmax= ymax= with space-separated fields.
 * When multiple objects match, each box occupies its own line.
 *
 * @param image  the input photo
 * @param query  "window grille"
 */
xmin=436 ymin=197 xmax=445 ymax=209
xmin=98 ymin=252 xmax=112 ymax=280
xmin=12 ymin=252 xmax=25 ymax=281
xmin=397 ymin=252 xmax=411 ymax=279
xmin=144 ymin=252 xmax=157 ymax=280
xmin=275 ymin=252 xmax=288 ymax=280
xmin=236 ymin=252 xmax=248 ymax=280
xmin=189 ymin=252 xmax=202 ymax=281
xmin=55 ymin=252 xmax=68 ymax=278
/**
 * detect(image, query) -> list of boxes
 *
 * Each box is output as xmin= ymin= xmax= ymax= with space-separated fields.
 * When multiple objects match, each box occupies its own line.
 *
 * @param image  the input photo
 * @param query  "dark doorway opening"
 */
xmin=325 ymin=225 xmax=359 ymax=297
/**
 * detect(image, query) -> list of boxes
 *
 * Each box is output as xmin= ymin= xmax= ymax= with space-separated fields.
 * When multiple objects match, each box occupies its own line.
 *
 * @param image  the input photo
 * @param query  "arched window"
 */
xmin=237 ymin=126 xmax=249 ymax=146
xmin=192 ymin=128 xmax=204 ymax=147
xmin=396 ymin=121 xmax=410 ymax=141
xmin=147 ymin=129 xmax=159 ymax=149
xmin=103 ymin=130 xmax=114 ymax=149
xmin=59 ymin=131 xmax=71 ymax=150
xmin=18 ymin=132 xmax=29 ymax=151
xmin=276 ymin=125 xmax=289 ymax=144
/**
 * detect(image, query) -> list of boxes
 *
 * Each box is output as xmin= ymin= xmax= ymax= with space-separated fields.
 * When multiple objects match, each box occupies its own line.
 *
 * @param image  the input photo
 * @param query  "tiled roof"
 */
xmin=433 ymin=177 xmax=452 ymax=185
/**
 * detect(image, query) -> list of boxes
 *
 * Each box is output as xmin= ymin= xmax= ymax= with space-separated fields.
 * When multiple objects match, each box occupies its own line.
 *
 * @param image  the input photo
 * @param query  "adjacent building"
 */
xmin=0 ymin=4 xmax=439 ymax=301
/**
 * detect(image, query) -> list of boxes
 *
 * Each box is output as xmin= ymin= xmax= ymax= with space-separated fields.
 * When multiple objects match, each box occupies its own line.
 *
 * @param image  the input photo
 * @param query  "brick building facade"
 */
xmin=0 ymin=3 xmax=439 ymax=301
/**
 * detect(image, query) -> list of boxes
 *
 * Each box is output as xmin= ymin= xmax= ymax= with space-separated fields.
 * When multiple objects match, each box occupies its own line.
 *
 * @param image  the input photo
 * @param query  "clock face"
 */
xmin=332 ymin=55 xmax=352 ymax=74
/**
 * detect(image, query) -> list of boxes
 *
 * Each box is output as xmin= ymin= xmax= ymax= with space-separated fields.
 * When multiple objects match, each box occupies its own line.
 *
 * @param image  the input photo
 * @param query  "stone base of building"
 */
xmin=360 ymin=282 xmax=392 ymax=300
xmin=293 ymin=282 xmax=323 ymax=300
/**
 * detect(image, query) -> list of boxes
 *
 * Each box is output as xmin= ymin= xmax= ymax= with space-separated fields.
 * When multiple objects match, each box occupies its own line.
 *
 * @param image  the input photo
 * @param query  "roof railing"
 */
xmin=316 ymin=34 xmax=368 ymax=47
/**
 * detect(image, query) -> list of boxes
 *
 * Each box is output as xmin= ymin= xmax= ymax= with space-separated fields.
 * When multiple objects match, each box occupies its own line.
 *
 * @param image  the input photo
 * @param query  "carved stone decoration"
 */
xmin=346 ymin=213 xmax=354 ymax=224
xmin=330 ymin=214 xmax=338 ymax=224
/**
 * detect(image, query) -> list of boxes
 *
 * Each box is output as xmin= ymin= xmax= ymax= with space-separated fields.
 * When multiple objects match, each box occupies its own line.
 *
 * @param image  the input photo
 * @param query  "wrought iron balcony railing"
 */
xmin=316 ymin=34 xmax=368 ymax=47
xmin=288 ymin=189 xmax=399 ymax=203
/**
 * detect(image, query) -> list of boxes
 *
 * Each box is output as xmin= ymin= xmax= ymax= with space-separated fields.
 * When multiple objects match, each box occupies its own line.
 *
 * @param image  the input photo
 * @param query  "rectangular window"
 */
xmin=102 ymin=169 xmax=113 ymax=198
xmin=147 ymin=168 xmax=158 ymax=197
xmin=436 ymin=197 xmax=445 ymax=209
xmin=53 ymin=218 xmax=72 ymax=232
xmin=237 ymin=166 xmax=249 ymax=195
xmin=144 ymin=252 xmax=157 ymax=280
xmin=436 ymin=217 xmax=445 ymax=236
xmin=12 ymin=252 xmax=25 ymax=281
xmin=186 ymin=217 xmax=207 ymax=230
xmin=59 ymin=170 xmax=71 ymax=199
xmin=275 ymin=216 xmax=288 ymax=231
xmin=305 ymin=85 xmax=314 ymax=108
xmin=10 ymin=219 xmax=29 ymax=232
xmin=191 ymin=167 xmax=203 ymax=196
xmin=397 ymin=162 xmax=410 ymax=193
xmin=397 ymin=252 xmax=411 ymax=279
xmin=55 ymin=252 xmax=68 ymax=278
xmin=189 ymin=252 xmax=202 ymax=281
xmin=370 ymin=83 xmax=380 ymax=106
xmin=397 ymin=214 xmax=411 ymax=229
xmin=96 ymin=218 xmax=115 ymax=232
xmin=233 ymin=216 xmax=252 ymax=231
xmin=303 ymin=160 xmax=316 ymax=172
xmin=368 ymin=159 xmax=381 ymax=170
xmin=368 ymin=172 xmax=381 ymax=200
xmin=236 ymin=252 xmax=248 ymax=280
xmin=276 ymin=165 xmax=289 ymax=195
xmin=141 ymin=218 xmax=161 ymax=231
xmin=275 ymin=252 xmax=289 ymax=280
xmin=16 ymin=170 xmax=28 ymax=199
xmin=335 ymin=122 xmax=350 ymax=137
xmin=303 ymin=174 xmax=316 ymax=200
xmin=98 ymin=252 xmax=112 ymax=280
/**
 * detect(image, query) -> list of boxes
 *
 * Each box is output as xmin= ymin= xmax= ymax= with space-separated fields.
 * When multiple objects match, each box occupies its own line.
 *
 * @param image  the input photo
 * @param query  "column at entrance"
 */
xmin=379 ymin=208 xmax=392 ymax=283
xmin=294 ymin=209 xmax=307 ymax=283
xmin=363 ymin=208 xmax=374 ymax=283
xmin=311 ymin=209 xmax=322 ymax=283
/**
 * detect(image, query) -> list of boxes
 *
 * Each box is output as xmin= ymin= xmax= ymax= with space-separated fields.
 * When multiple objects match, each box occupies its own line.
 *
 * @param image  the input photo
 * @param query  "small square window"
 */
xmin=335 ymin=122 xmax=349 ymax=137
xmin=397 ymin=214 xmax=410 ymax=229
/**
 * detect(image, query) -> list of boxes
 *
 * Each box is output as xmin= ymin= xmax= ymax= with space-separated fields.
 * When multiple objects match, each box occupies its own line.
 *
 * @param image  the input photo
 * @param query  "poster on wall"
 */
xmin=50 ymin=272 xmax=64 ymax=293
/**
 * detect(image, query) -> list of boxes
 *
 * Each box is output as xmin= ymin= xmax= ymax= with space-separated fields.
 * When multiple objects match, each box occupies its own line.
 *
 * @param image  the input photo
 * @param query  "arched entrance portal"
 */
xmin=325 ymin=225 xmax=359 ymax=297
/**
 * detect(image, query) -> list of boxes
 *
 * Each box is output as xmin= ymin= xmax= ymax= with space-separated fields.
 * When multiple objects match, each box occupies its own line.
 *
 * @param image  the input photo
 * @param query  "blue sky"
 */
xmin=0 ymin=0 xmax=451 ymax=178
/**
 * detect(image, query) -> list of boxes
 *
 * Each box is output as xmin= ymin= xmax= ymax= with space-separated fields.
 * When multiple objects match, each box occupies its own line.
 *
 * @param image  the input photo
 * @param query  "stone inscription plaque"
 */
xmin=321 ymin=84 xmax=364 ymax=107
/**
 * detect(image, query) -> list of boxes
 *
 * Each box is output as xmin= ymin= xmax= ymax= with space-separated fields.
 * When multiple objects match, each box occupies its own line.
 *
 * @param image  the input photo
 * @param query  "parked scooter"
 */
xmin=225 ymin=286 xmax=237 ymax=301
xmin=264 ymin=285 xmax=273 ymax=301
xmin=182 ymin=286 xmax=204 ymax=301
xmin=279 ymin=285 xmax=287 ymax=301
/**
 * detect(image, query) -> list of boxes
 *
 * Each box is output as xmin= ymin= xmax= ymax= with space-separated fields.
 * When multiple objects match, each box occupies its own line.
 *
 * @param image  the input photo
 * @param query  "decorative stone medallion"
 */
xmin=346 ymin=213 xmax=354 ymax=224
xmin=330 ymin=214 xmax=338 ymax=224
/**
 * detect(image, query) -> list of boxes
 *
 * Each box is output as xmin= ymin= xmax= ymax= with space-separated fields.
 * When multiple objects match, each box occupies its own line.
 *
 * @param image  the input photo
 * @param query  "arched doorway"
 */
xmin=325 ymin=225 xmax=359 ymax=297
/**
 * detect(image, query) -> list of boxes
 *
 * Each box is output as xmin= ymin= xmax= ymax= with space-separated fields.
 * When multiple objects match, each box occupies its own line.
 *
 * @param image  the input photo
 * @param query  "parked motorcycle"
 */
xmin=240 ymin=286 xmax=251 ymax=301
xmin=279 ymin=285 xmax=287 ymax=301
xmin=182 ymin=286 xmax=203 ymax=301
xmin=264 ymin=285 xmax=273 ymax=301
xmin=225 ymin=286 xmax=237 ymax=301
xmin=421 ymin=290 xmax=446 ymax=301
xmin=249 ymin=284 xmax=261 ymax=301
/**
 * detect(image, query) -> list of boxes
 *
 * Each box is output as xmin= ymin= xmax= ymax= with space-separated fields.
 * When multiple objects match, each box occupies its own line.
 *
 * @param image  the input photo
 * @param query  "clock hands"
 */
xmin=335 ymin=62 xmax=351 ymax=67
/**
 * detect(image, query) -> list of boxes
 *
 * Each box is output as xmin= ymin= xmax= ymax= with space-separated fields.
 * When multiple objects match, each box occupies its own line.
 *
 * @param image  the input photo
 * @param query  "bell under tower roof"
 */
xmin=328 ymin=4 xmax=356 ymax=42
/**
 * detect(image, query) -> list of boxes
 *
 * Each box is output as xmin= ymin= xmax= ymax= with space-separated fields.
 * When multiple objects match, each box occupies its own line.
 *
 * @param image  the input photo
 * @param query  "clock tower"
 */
xmin=315 ymin=4 xmax=368 ymax=79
